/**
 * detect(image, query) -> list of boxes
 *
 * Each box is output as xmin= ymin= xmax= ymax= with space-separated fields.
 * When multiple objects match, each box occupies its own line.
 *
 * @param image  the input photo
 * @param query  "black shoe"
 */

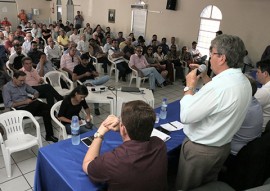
xmin=46 ymin=135 xmax=58 ymax=142
xmin=95 ymin=108 xmax=100 ymax=115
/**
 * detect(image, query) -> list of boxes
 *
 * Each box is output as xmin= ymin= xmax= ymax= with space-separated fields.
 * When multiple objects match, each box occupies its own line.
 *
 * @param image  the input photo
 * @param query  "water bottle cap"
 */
xmin=163 ymin=98 xmax=167 ymax=102
xmin=72 ymin=116 xmax=78 ymax=123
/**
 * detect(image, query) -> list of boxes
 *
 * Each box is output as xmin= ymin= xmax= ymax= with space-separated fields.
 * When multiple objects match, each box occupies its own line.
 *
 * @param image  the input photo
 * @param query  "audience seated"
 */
xmin=57 ymin=30 xmax=69 ymax=50
xmin=69 ymin=28 xmax=80 ymax=44
xmin=61 ymin=46 xmax=80 ymax=79
xmin=27 ymin=41 xmax=43 ymax=68
xmin=22 ymin=32 xmax=32 ymax=54
xmin=103 ymin=36 xmax=112 ymax=54
xmin=167 ymin=45 xmax=184 ymax=80
xmin=154 ymin=45 xmax=174 ymax=82
xmin=9 ymin=45 xmax=27 ymax=71
xmin=14 ymin=30 xmax=24 ymax=44
xmin=4 ymin=33 xmax=14 ymax=55
xmin=1 ymin=17 xmax=11 ymax=27
xmin=108 ymin=39 xmax=131 ymax=81
xmin=122 ymin=36 xmax=135 ymax=60
xmin=2 ymin=70 xmax=58 ymax=142
xmin=130 ymin=46 xmax=165 ymax=91
xmin=160 ymin=37 xmax=170 ymax=55
xmin=58 ymin=85 xmax=93 ymax=134
xmin=20 ymin=57 xmax=63 ymax=107
xmin=36 ymin=53 xmax=55 ymax=77
xmin=44 ymin=37 xmax=62 ymax=68
xmin=145 ymin=45 xmax=168 ymax=80
xmin=189 ymin=41 xmax=207 ymax=64
xmin=148 ymin=34 xmax=160 ymax=46
xmin=3 ymin=26 xmax=11 ymax=39
xmin=116 ymin=31 xmax=125 ymax=44
xmin=254 ymin=59 xmax=270 ymax=132
xmin=76 ymin=34 xmax=89 ymax=54
xmin=168 ymin=36 xmax=179 ymax=51
xmin=82 ymin=100 xmax=167 ymax=191
xmin=41 ymin=24 xmax=51 ymax=44
xmin=89 ymin=38 xmax=110 ymax=74
xmin=73 ymin=53 xmax=110 ymax=115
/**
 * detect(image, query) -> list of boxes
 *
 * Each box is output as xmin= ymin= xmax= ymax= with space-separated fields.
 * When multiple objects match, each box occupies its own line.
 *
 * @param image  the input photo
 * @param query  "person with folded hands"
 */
xmin=82 ymin=100 xmax=167 ymax=191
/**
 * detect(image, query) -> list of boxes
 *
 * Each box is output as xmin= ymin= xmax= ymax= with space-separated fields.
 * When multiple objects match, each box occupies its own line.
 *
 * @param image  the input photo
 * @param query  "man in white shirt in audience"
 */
xmin=69 ymin=28 xmax=80 ymax=44
xmin=22 ymin=32 xmax=32 ymax=54
xmin=60 ymin=46 xmax=80 ymax=79
xmin=44 ymin=37 xmax=62 ymax=68
xmin=76 ymin=34 xmax=89 ymax=54
xmin=254 ymin=59 xmax=270 ymax=132
xmin=176 ymin=34 xmax=251 ymax=190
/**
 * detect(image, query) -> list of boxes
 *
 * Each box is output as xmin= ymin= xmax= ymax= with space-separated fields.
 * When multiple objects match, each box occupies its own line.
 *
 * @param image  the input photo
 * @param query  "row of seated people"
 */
xmin=0 ymin=51 xmax=110 ymax=142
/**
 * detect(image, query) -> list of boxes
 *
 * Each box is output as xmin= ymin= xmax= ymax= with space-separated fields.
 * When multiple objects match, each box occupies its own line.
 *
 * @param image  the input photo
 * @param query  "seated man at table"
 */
xmin=82 ymin=100 xmax=167 ymax=191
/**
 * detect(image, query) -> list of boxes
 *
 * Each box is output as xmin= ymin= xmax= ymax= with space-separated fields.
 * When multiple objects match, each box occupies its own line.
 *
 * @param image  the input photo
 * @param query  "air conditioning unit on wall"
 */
xmin=131 ymin=4 xmax=148 ymax=9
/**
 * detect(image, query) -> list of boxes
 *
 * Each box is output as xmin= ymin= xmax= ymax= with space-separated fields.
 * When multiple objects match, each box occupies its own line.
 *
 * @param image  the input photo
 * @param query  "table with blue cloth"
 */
xmin=34 ymin=100 xmax=185 ymax=191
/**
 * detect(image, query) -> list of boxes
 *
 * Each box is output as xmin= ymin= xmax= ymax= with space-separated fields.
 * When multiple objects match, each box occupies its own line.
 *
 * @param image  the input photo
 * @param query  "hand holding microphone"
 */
xmin=196 ymin=64 xmax=207 ymax=76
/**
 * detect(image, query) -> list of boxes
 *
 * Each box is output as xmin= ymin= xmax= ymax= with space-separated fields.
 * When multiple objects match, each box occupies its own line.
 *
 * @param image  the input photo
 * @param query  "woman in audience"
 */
xmin=144 ymin=45 xmax=168 ymax=79
xmin=129 ymin=32 xmax=136 ymax=43
xmin=58 ymin=85 xmax=94 ymax=134
xmin=154 ymin=45 xmax=174 ymax=82
xmin=167 ymin=45 xmax=185 ymax=81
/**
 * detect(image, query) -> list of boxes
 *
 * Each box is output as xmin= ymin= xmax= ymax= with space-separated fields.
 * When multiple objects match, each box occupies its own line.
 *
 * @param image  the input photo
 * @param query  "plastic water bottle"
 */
xmin=71 ymin=116 xmax=80 ymax=145
xmin=159 ymin=98 xmax=167 ymax=119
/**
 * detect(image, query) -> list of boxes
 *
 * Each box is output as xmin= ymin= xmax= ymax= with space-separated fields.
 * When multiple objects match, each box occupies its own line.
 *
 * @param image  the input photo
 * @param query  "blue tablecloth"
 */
xmin=34 ymin=100 xmax=185 ymax=191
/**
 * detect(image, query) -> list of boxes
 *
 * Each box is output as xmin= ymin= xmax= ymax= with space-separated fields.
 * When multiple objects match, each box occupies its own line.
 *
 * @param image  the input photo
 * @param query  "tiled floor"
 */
xmin=0 ymin=74 xmax=185 ymax=191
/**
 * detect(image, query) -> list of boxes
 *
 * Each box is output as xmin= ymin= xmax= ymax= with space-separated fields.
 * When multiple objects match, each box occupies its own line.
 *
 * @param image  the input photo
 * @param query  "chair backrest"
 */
xmin=44 ymin=70 xmax=74 ymax=89
xmin=0 ymin=110 xmax=39 ymax=139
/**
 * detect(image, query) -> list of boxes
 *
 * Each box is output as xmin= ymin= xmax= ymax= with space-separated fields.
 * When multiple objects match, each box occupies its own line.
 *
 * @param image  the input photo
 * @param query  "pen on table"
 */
xmin=169 ymin=122 xmax=178 ymax=129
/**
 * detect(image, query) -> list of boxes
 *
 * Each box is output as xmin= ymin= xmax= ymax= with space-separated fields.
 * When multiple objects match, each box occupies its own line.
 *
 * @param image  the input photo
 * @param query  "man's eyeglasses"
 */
xmin=210 ymin=52 xmax=222 ymax=56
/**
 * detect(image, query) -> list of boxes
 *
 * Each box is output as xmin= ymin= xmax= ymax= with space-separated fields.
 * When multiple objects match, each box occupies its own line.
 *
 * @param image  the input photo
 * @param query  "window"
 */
xmin=197 ymin=5 xmax=222 ymax=59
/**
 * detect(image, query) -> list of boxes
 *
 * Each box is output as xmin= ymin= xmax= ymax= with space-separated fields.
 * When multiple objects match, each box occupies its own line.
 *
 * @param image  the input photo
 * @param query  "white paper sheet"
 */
xmin=160 ymin=121 xmax=184 ymax=131
xmin=151 ymin=128 xmax=171 ymax=142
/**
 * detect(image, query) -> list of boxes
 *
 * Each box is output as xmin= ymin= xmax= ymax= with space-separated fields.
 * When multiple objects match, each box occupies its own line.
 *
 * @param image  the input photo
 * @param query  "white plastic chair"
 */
xmin=50 ymin=101 xmax=94 ymax=140
xmin=44 ymin=71 xmax=74 ymax=96
xmin=0 ymin=110 xmax=42 ymax=177
xmin=108 ymin=55 xmax=119 ymax=82
xmin=90 ymin=55 xmax=103 ymax=73
xmin=5 ymin=61 xmax=13 ymax=78
xmin=128 ymin=64 xmax=148 ymax=88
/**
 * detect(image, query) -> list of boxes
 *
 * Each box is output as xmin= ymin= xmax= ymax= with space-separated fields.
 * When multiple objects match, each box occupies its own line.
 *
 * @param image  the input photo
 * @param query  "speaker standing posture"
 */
xmin=166 ymin=0 xmax=177 ymax=10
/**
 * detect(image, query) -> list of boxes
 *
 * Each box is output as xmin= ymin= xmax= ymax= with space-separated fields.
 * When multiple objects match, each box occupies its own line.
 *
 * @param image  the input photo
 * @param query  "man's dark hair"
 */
xmin=245 ymin=75 xmax=257 ymax=96
xmin=256 ymin=59 xmax=270 ymax=74
xmin=80 ymin=53 xmax=90 ymax=60
xmin=121 ymin=100 xmax=155 ymax=141
xmin=17 ymin=25 xmax=22 ymax=30
xmin=13 ymin=70 xmax=26 ymax=79
xmin=21 ymin=57 xmax=32 ymax=64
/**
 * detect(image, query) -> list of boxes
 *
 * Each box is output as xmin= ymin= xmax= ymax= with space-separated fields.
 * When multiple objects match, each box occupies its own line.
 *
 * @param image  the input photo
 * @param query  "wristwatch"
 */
xmin=184 ymin=86 xmax=194 ymax=92
xmin=94 ymin=132 xmax=104 ymax=140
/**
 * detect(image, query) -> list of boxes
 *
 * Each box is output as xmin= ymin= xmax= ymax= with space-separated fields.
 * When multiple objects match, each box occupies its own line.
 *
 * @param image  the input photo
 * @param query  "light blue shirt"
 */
xmin=231 ymin=97 xmax=263 ymax=155
xmin=180 ymin=68 xmax=252 ymax=146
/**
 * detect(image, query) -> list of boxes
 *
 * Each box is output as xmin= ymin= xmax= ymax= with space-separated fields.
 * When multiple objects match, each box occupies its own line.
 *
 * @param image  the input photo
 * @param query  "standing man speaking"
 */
xmin=176 ymin=34 xmax=252 ymax=190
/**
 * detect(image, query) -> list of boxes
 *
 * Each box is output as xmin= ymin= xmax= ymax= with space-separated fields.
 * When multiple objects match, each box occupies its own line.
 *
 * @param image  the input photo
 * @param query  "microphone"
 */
xmin=196 ymin=64 xmax=207 ymax=76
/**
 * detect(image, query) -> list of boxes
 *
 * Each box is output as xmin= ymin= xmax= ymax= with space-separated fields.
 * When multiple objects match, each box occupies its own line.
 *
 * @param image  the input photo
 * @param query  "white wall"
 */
xmin=15 ymin=0 xmax=270 ymax=63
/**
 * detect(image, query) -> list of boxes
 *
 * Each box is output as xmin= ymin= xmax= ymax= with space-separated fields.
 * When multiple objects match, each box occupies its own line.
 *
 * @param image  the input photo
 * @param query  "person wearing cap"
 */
xmin=72 ymin=53 xmax=110 ymax=115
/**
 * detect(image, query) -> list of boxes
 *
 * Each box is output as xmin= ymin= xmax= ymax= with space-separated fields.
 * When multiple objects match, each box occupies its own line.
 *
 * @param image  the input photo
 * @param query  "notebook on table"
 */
xmin=121 ymin=86 xmax=141 ymax=92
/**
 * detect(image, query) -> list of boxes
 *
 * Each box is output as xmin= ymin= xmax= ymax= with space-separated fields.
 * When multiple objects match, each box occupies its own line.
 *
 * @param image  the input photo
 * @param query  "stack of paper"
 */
xmin=160 ymin=121 xmax=184 ymax=131
xmin=151 ymin=128 xmax=171 ymax=142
